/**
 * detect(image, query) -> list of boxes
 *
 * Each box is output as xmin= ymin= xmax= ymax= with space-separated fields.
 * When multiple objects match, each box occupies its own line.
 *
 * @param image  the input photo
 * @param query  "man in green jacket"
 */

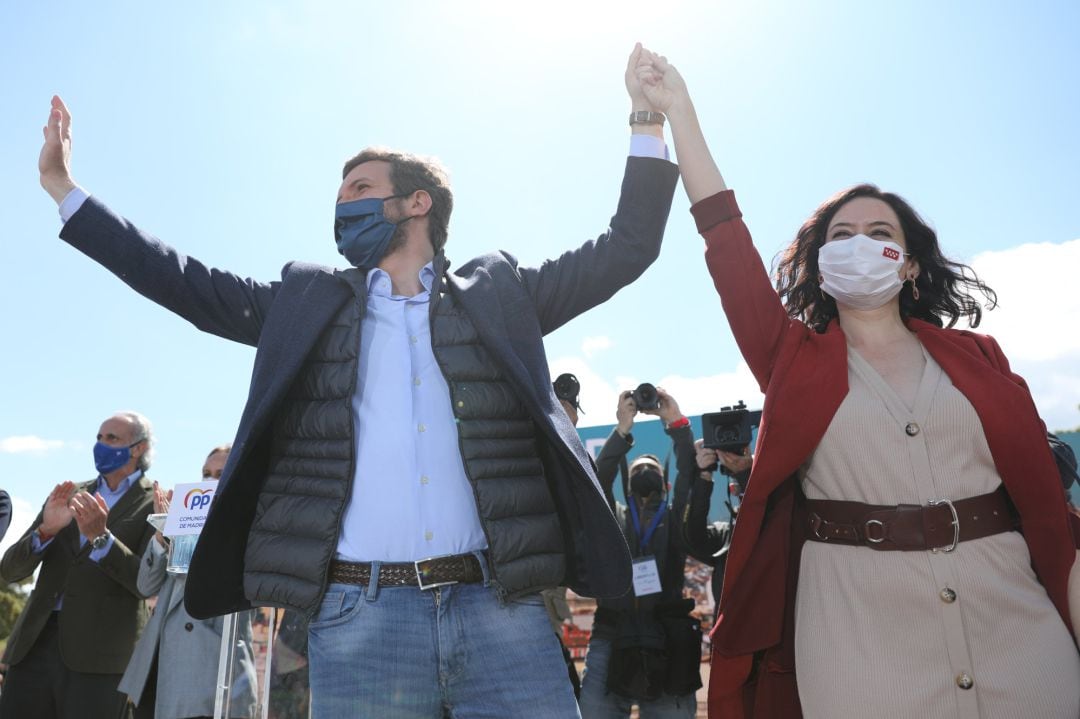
xmin=0 ymin=411 xmax=156 ymax=719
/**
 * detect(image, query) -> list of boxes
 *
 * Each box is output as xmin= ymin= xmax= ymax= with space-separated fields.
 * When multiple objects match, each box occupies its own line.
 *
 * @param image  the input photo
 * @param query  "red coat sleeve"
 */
xmin=693 ymin=191 xmax=794 ymax=392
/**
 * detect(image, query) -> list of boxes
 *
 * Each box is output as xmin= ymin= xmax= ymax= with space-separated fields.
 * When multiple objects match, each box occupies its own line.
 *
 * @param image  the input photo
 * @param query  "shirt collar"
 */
xmin=366 ymin=262 xmax=436 ymax=298
xmin=97 ymin=468 xmax=142 ymax=495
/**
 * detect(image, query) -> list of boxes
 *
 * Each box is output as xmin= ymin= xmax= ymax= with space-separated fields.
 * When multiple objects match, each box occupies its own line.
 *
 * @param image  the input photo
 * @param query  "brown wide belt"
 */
xmin=328 ymin=553 xmax=485 ymax=590
xmin=805 ymin=485 xmax=1017 ymax=552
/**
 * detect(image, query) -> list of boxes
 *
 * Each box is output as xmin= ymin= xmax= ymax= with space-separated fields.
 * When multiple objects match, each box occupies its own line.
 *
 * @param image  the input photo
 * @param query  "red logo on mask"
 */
xmin=882 ymin=247 xmax=900 ymax=261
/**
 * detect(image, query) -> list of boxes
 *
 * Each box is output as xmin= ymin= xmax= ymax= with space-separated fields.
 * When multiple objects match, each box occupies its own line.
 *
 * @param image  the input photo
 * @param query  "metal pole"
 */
xmin=214 ymin=612 xmax=240 ymax=719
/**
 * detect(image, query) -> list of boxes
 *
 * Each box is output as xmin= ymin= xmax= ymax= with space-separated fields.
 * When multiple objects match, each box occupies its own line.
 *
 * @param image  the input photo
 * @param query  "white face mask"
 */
xmin=818 ymin=234 xmax=906 ymax=311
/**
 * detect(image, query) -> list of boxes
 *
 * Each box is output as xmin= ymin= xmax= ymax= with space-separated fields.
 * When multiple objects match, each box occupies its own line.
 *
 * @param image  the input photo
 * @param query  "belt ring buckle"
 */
xmin=928 ymin=498 xmax=960 ymax=553
xmin=863 ymin=519 xmax=886 ymax=544
xmin=414 ymin=555 xmax=461 ymax=591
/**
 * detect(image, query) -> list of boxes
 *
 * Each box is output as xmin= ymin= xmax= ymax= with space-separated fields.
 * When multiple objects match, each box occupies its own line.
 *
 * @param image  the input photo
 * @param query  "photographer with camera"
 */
xmin=579 ymin=385 xmax=701 ymax=718
xmin=682 ymin=439 xmax=752 ymax=620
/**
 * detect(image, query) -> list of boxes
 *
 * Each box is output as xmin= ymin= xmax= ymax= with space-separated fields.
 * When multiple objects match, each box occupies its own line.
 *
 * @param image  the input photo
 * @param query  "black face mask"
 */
xmin=630 ymin=468 xmax=664 ymax=498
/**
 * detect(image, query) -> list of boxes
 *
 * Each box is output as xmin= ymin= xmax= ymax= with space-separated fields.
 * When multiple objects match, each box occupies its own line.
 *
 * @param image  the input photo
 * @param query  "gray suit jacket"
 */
xmin=118 ymin=540 xmax=257 ymax=719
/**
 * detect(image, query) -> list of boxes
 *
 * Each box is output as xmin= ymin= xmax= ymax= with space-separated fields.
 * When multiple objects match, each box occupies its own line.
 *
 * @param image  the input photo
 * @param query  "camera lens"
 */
xmin=632 ymin=382 xmax=660 ymax=411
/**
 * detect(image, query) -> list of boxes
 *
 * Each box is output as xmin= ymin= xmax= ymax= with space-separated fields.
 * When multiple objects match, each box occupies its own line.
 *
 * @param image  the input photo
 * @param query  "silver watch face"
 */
xmin=92 ymin=533 xmax=109 ymax=549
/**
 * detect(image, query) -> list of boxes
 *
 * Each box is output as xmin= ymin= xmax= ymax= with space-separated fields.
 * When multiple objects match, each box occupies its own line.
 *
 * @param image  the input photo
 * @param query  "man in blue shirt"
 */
xmin=0 ymin=412 xmax=156 ymax=719
xmin=36 ymin=46 xmax=680 ymax=718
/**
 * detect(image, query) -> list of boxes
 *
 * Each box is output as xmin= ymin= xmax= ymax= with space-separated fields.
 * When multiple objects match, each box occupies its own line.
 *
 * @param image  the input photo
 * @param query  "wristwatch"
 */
xmin=629 ymin=110 xmax=665 ymax=126
xmin=91 ymin=531 xmax=111 ymax=551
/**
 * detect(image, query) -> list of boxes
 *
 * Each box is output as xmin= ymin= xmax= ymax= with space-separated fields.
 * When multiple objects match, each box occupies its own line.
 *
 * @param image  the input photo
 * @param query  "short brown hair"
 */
xmin=342 ymin=148 xmax=453 ymax=252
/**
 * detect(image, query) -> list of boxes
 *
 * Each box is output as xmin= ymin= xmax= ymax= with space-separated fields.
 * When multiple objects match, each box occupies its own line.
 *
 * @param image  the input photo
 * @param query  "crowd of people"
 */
xmin=3 ymin=40 xmax=1079 ymax=719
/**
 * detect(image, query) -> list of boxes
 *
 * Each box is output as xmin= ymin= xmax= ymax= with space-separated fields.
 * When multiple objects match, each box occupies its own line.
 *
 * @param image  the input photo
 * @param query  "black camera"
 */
xmin=631 ymin=382 xmax=660 ymax=411
xmin=701 ymin=401 xmax=762 ymax=452
xmin=553 ymin=373 xmax=581 ymax=410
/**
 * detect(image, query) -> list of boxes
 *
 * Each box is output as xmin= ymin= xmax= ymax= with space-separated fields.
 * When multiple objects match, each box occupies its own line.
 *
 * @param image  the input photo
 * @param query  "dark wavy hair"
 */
xmin=775 ymin=184 xmax=997 ymax=332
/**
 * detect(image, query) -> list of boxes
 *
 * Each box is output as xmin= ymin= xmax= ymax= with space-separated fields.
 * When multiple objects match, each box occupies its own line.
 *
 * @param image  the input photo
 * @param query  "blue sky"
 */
xmin=2 ymin=0 xmax=1078 ymax=549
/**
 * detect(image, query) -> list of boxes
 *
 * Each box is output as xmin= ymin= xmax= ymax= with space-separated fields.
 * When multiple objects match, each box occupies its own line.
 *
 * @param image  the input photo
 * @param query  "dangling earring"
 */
xmin=906 ymin=276 xmax=920 ymax=302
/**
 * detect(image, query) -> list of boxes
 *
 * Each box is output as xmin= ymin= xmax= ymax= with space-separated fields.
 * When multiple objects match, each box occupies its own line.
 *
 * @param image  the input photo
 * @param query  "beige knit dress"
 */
xmin=794 ymin=345 xmax=1080 ymax=719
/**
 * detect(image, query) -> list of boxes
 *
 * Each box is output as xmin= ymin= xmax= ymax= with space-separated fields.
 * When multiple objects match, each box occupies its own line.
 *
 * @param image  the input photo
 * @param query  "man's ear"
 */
xmin=404 ymin=189 xmax=433 ymax=219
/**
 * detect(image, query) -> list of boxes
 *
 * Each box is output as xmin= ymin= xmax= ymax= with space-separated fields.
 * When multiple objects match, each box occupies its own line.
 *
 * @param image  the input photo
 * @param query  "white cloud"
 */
xmin=970 ymin=239 xmax=1080 ymax=431
xmin=581 ymin=335 xmax=613 ymax=359
xmin=0 ymin=436 xmax=66 ymax=454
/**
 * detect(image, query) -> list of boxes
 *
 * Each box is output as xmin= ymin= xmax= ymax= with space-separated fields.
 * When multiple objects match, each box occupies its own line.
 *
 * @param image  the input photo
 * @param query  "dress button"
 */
xmin=424 ymin=531 xmax=433 ymax=541
xmin=414 ymin=377 xmax=421 ymax=386
xmin=420 ymin=475 xmax=430 ymax=485
xmin=184 ymin=622 xmax=194 ymax=632
xmin=456 ymin=400 xmax=464 ymax=408
xmin=418 ymin=423 xmax=426 ymax=433
xmin=940 ymin=587 xmax=957 ymax=603
xmin=956 ymin=672 xmax=973 ymax=690
xmin=905 ymin=422 xmax=920 ymax=436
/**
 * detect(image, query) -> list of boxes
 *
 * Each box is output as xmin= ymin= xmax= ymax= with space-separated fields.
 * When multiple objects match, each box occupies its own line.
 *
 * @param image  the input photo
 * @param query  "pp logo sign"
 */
xmin=882 ymin=247 xmax=901 ymax=261
xmin=184 ymin=488 xmax=215 ymax=511
xmin=163 ymin=480 xmax=220 ymax=537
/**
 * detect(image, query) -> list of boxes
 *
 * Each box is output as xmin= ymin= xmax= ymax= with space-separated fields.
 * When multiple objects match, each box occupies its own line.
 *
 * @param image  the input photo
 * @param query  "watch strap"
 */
xmin=629 ymin=110 xmax=666 ymax=126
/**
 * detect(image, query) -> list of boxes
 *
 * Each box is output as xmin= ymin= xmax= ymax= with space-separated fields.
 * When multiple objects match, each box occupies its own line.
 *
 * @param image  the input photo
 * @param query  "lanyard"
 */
xmin=628 ymin=498 xmax=667 ymax=554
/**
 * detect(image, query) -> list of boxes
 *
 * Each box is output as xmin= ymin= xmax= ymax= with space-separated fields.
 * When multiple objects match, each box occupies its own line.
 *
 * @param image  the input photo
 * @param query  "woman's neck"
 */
xmin=837 ymin=302 xmax=913 ymax=350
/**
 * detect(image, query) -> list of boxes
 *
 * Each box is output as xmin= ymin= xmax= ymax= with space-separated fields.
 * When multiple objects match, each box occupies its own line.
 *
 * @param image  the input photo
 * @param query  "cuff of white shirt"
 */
xmin=628 ymin=134 xmax=670 ymax=161
xmin=58 ymin=186 xmax=90 ymax=223
xmin=88 ymin=535 xmax=115 ymax=563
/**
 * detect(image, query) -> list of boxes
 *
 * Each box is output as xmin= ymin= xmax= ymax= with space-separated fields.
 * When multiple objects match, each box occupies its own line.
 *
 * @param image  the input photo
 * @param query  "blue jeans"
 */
xmin=307 ymin=568 xmax=579 ymax=718
xmin=578 ymin=637 xmax=696 ymax=719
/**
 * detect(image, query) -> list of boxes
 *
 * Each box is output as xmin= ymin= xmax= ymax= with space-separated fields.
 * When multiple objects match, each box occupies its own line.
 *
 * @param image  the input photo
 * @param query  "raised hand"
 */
xmin=70 ymin=491 xmax=109 ymax=542
xmin=643 ymin=387 xmax=683 ymax=425
xmin=152 ymin=481 xmax=173 ymax=514
xmin=40 ymin=481 xmax=78 ymax=536
xmin=625 ymin=43 xmax=657 ymax=112
xmin=152 ymin=481 xmax=173 ymax=547
xmin=633 ymin=48 xmax=689 ymax=116
xmin=39 ymin=95 xmax=77 ymax=204
xmin=718 ymin=449 xmax=753 ymax=475
xmin=616 ymin=390 xmax=637 ymax=436
xmin=694 ymin=439 xmax=720 ymax=471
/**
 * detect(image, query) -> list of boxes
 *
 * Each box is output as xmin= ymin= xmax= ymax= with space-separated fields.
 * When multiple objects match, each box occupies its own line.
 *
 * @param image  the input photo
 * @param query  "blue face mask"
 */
xmin=334 ymin=196 xmax=404 ymax=270
xmin=93 ymin=440 xmax=140 ymax=475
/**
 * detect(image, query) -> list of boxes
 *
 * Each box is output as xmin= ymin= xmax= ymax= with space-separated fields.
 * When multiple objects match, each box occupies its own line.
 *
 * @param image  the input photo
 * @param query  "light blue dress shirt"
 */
xmin=336 ymin=265 xmax=489 ymax=561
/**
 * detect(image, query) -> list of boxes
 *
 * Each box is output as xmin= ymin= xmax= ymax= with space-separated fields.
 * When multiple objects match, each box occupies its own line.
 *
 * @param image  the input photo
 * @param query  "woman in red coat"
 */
xmin=628 ymin=46 xmax=1080 ymax=718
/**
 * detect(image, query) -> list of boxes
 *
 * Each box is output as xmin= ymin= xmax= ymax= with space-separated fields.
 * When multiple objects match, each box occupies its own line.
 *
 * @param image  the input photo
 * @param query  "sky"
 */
xmin=1 ymin=0 xmax=1078 ymax=553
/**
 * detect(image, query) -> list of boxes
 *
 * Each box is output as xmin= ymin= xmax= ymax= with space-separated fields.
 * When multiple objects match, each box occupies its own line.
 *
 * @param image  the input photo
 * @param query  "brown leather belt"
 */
xmin=328 ymin=553 xmax=485 ymax=590
xmin=805 ymin=486 xmax=1017 ymax=552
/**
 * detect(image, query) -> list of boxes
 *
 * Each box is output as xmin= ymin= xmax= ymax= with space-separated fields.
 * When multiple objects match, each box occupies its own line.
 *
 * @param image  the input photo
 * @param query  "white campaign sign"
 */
xmin=163 ymin=480 xmax=219 ymax=537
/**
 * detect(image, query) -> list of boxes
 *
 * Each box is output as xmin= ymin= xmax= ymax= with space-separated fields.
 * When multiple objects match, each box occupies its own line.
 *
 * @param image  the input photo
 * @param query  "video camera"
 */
xmin=701 ymin=401 xmax=762 ymax=453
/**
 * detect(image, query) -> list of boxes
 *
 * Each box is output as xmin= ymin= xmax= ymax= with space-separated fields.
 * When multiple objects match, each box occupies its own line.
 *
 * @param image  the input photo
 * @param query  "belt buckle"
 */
xmin=927 ymin=498 xmax=960 ymax=553
xmin=414 ymin=554 xmax=461 ymax=591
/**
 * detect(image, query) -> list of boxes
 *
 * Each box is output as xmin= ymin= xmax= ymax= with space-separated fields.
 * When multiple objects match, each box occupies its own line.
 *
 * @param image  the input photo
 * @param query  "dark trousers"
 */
xmin=0 ymin=613 xmax=129 ymax=719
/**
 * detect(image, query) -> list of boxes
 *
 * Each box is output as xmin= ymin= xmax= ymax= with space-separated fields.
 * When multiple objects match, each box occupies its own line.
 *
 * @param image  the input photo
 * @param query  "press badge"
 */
xmin=632 ymin=556 xmax=662 ymax=596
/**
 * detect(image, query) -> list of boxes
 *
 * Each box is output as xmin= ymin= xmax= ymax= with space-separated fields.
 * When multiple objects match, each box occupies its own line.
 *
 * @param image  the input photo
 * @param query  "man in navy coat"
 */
xmin=36 ymin=48 xmax=678 ymax=717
